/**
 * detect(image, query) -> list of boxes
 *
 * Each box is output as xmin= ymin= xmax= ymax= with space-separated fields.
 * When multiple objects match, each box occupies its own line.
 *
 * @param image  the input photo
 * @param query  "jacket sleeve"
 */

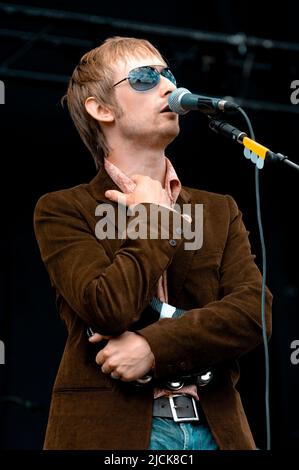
xmin=138 ymin=195 xmax=273 ymax=379
xmin=34 ymin=190 xmax=184 ymax=335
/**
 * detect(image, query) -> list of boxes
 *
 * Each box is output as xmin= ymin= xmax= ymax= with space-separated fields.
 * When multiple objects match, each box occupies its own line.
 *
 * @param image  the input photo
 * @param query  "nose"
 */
xmin=159 ymin=74 xmax=176 ymax=96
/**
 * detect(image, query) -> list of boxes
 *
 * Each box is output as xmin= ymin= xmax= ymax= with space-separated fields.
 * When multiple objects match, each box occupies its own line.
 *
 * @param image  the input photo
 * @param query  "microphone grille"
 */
xmin=168 ymin=87 xmax=191 ymax=115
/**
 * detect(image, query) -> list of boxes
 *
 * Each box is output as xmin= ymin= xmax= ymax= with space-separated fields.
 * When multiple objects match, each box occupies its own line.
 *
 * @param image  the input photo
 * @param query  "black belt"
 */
xmin=153 ymin=394 xmax=205 ymax=423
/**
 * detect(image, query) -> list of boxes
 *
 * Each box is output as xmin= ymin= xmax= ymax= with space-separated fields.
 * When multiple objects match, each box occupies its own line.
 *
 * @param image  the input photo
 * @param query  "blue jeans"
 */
xmin=148 ymin=417 xmax=218 ymax=450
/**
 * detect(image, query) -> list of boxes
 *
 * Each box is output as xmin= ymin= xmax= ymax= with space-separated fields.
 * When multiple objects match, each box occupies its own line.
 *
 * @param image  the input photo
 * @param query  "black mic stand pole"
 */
xmin=208 ymin=117 xmax=299 ymax=171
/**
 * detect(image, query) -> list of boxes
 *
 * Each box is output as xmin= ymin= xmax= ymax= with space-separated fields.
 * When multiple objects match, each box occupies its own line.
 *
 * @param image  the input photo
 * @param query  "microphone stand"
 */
xmin=208 ymin=117 xmax=299 ymax=172
xmin=267 ymin=152 xmax=299 ymax=171
xmin=206 ymin=112 xmax=298 ymax=450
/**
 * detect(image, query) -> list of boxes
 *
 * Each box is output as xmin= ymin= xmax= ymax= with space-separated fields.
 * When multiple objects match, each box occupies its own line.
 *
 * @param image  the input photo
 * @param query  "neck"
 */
xmin=106 ymin=144 xmax=167 ymax=186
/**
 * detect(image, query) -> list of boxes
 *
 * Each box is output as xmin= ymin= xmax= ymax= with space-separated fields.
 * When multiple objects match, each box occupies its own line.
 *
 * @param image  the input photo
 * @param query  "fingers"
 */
xmin=110 ymin=371 xmax=121 ymax=380
xmin=88 ymin=333 xmax=106 ymax=343
xmin=100 ymin=361 xmax=120 ymax=378
xmin=105 ymin=175 xmax=166 ymax=207
xmin=130 ymin=174 xmax=145 ymax=183
xmin=95 ymin=350 xmax=113 ymax=373
xmin=105 ymin=190 xmax=127 ymax=205
xmin=95 ymin=349 xmax=122 ymax=379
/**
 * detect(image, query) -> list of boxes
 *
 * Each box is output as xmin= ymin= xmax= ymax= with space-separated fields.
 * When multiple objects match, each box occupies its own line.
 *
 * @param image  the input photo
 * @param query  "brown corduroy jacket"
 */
xmin=34 ymin=166 xmax=272 ymax=450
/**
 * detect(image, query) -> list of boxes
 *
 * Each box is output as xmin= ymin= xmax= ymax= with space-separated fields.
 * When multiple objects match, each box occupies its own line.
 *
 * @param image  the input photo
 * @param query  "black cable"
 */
xmin=236 ymin=106 xmax=271 ymax=450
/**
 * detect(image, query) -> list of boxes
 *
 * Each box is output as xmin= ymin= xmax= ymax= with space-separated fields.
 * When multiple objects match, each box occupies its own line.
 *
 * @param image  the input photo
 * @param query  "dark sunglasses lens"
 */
xmin=161 ymin=68 xmax=177 ymax=86
xmin=128 ymin=67 xmax=159 ymax=91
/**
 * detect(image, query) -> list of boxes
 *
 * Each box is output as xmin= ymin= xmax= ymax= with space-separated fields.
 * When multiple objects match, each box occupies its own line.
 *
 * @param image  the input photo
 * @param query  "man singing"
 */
xmin=34 ymin=36 xmax=272 ymax=450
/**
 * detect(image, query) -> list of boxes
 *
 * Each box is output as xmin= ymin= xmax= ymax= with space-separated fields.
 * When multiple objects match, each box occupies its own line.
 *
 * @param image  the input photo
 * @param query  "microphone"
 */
xmin=168 ymin=87 xmax=239 ymax=115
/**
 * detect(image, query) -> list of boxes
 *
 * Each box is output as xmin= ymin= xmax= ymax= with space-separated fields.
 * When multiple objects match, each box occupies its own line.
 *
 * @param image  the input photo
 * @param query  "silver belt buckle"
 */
xmin=169 ymin=394 xmax=199 ymax=422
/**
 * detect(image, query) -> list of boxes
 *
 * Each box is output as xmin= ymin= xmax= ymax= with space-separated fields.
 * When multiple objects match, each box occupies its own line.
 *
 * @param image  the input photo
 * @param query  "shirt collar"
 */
xmin=104 ymin=157 xmax=182 ymax=206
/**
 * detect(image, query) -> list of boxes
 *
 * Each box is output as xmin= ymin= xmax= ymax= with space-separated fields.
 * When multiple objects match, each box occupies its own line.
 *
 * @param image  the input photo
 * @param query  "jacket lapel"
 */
xmin=167 ymin=188 xmax=198 ymax=306
xmin=87 ymin=166 xmax=120 ymax=203
xmin=87 ymin=167 xmax=124 ymax=255
xmin=87 ymin=167 xmax=197 ymax=304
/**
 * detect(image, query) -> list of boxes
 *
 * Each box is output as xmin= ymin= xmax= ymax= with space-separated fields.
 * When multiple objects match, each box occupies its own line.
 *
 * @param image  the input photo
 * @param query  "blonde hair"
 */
xmin=64 ymin=36 xmax=165 ymax=169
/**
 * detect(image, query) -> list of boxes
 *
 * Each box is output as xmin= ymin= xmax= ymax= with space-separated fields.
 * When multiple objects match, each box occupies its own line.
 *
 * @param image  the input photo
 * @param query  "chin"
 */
xmin=164 ymin=124 xmax=180 ymax=143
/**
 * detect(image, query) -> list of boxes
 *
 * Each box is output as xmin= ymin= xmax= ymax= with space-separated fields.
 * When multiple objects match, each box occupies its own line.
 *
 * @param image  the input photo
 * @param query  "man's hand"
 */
xmin=89 ymin=331 xmax=155 ymax=382
xmin=105 ymin=174 xmax=171 ymax=208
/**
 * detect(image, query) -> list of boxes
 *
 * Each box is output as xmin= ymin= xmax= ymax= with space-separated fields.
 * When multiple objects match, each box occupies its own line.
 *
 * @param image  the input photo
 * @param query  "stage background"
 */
xmin=0 ymin=0 xmax=298 ymax=450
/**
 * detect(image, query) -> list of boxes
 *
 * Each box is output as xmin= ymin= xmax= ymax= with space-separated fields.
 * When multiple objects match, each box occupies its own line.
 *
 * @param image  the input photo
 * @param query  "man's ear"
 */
xmin=85 ymin=97 xmax=114 ymax=123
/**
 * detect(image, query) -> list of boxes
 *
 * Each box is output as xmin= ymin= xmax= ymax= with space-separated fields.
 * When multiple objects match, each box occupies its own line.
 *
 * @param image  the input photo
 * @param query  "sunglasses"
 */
xmin=112 ymin=65 xmax=177 ymax=91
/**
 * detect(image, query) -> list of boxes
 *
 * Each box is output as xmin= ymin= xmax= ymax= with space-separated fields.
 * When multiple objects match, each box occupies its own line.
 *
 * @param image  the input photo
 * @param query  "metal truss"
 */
xmin=0 ymin=2 xmax=298 ymax=114
xmin=1 ymin=3 xmax=299 ymax=52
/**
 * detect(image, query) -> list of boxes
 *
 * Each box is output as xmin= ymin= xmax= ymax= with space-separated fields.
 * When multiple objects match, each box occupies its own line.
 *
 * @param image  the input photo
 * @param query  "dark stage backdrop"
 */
xmin=0 ymin=0 xmax=298 ymax=450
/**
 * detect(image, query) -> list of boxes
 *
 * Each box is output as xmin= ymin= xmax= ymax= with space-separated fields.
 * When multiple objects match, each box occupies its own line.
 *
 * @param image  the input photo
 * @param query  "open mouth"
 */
xmin=160 ymin=105 xmax=172 ymax=113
